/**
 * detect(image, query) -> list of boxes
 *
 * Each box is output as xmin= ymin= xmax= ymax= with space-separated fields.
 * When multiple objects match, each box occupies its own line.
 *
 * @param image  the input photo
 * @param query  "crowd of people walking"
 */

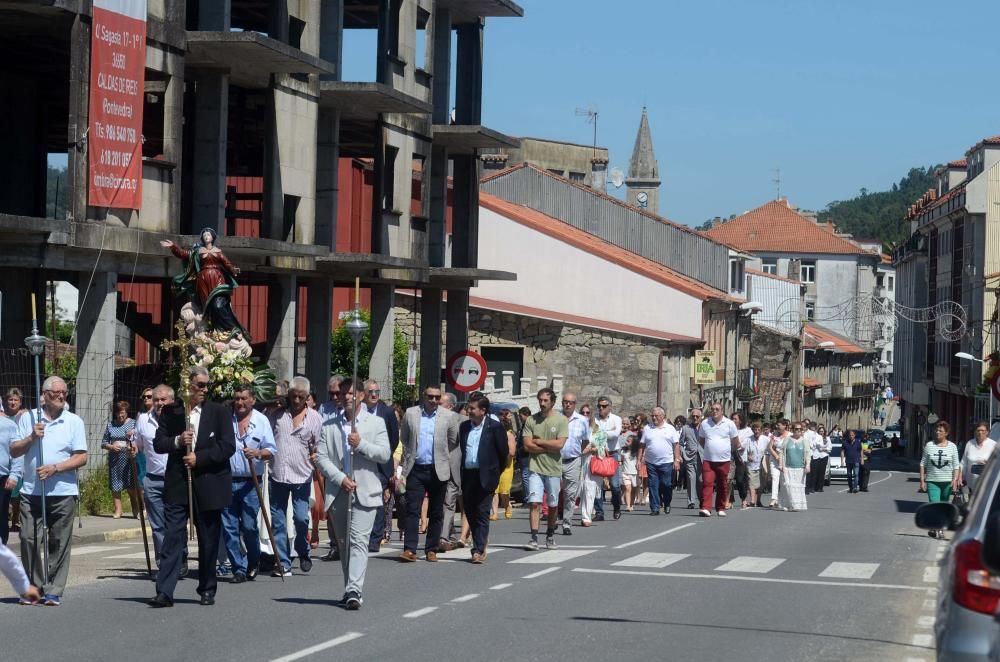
xmin=0 ymin=371 xmax=921 ymax=612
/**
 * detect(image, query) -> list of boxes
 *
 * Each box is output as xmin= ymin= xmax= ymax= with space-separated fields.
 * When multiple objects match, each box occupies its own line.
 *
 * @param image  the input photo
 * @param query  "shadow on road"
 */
xmin=273 ymin=597 xmax=345 ymax=607
xmin=569 ymin=616 xmax=932 ymax=651
xmin=893 ymin=500 xmax=923 ymax=514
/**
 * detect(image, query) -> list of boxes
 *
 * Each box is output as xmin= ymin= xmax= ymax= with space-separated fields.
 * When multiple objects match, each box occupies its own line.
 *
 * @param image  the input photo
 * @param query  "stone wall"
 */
xmin=394 ymin=296 xmax=697 ymax=415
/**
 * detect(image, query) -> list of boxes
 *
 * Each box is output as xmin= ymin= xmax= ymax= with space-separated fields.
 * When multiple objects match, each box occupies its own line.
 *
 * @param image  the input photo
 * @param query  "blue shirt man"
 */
xmin=464 ymin=421 xmax=484 ymax=470
xmin=0 ymin=416 xmax=24 ymax=545
xmin=417 ymin=407 xmax=437 ymax=465
xmin=16 ymin=408 xmax=87 ymax=497
xmin=230 ymin=409 xmax=277 ymax=478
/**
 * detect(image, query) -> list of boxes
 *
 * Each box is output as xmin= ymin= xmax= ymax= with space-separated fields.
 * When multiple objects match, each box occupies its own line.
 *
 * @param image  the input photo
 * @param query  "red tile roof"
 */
xmin=480 ymin=162 xmax=743 ymax=252
xmin=803 ymin=377 xmax=821 ymax=389
xmin=948 ymin=159 xmax=967 ymax=168
xmin=480 ymin=192 xmax=736 ymax=303
xmin=907 ymin=182 xmax=965 ymax=221
xmin=703 ymin=199 xmax=872 ymax=255
xmin=968 ymin=136 xmax=1000 ymax=154
xmin=803 ymin=324 xmax=869 ymax=354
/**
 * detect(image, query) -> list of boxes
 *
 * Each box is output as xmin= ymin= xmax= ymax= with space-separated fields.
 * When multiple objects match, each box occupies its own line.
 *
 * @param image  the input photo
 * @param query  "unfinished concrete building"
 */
xmin=0 ymin=0 xmax=521 ymax=452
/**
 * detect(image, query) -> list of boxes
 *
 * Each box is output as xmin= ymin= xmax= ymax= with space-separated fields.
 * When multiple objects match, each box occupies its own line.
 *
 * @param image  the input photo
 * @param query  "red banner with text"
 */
xmin=88 ymin=0 xmax=147 ymax=209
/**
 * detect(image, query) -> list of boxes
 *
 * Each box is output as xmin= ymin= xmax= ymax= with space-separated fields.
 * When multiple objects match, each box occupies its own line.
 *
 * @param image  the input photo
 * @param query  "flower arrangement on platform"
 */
xmin=161 ymin=320 xmax=275 ymax=402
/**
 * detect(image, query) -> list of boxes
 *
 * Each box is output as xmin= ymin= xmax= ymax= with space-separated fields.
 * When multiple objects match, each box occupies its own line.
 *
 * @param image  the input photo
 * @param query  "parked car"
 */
xmin=826 ymin=443 xmax=847 ymax=484
xmin=867 ymin=429 xmax=886 ymax=449
xmin=914 ymin=449 xmax=1000 ymax=661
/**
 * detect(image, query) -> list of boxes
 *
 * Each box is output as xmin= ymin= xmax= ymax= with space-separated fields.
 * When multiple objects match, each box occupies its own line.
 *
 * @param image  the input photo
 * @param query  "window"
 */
xmin=800 ymin=260 xmax=816 ymax=283
xmin=886 ymin=350 xmax=893 ymax=363
xmin=876 ymin=274 xmax=884 ymax=288
xmin=887 ymin=275 xmax=894 ymax=292
xmin=729 ymin=259 xmax=744 ymax=294
xmin=805 ymin=302 xmax=815 ymax=321
xmin=761 ymin=258 xmax=777 ymax=275
xmin=568 ymin=171 xmax=585 ymax=182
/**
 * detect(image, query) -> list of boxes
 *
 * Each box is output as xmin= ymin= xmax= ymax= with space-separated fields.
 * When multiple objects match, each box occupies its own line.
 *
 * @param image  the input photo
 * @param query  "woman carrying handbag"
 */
xmin=580 ymin=414 xmax=614 ymax=527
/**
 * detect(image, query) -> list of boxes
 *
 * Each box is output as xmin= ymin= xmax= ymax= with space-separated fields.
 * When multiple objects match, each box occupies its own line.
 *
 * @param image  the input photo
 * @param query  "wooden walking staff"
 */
xmin=244 ymin=454 xmax=283 ymax=582
xmin=127 ymin=438 xmax=153 ymax=579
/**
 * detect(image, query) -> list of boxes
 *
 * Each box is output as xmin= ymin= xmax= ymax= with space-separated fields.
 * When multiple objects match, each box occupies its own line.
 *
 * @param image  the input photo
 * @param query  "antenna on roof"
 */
xmin=574 ymin=106 xmax=599 ymax=155
xmin=772 ymin=167 xmax=781 ymax=200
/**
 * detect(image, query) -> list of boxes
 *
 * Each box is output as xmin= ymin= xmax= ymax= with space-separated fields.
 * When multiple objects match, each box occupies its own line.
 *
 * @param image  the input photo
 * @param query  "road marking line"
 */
xmin=105 ymin=552 xmax=153 ymax=560
xmin=916 ymin=615 xmax=934 ymax=628
xmin=613 ymin=553 xmax=690 ymax=569
xmin=522 ymin=567 xmax=560 ymax=579
xmin=910 ymin=633 xmax=933 ymax=647
xmin=922 ymin=599 xmax=935 ymax=610
xmin=571 ymin=567 xmax=929 ymax=591
xmin=71 ymin=545 xmax=120 ymax=556
xmin=450 ymin=593 xmax=479 ymax=603
xmin=403 ymin=607 xmax=438 ymax=619
xmin=269 ymin=632 xmax=365 ymax=662
xmin=489 ymin=583 xmax=512 ymax=590
xmin=492 ymin=543 xmax=605 ymax=549
xmin=837 ymin=471 xmax=893 ymax=493
xmin=904 ymin=658 xmax=928 ymax=662
xmin=923 ymin=567 xmax=938 ymax=583
xmin=818 ymin=562 xmax=879 ymax=580
xmin=614 ymin=522 xmax=697 ymax=550
xmin=508 ymin=549 xmax=595 ymax=564
xmin=715 ymin=556 xmax=785 ymax=574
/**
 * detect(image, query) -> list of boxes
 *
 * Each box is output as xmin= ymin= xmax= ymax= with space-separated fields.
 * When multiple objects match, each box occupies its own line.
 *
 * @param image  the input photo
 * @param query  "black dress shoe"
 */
xmin=231 ymin=574 xmax=247 ymax=584
xmin=687 ymin=504 xmax=696 ymax=509
xmin=179 ymin=563 xmax=189 ymax=579
xmin=664 ymin=506 xmax=671 ymax=514
xmin=199 ymin=592 xmax=215 ymax=606
xmin=322 ymin=548 xmax=339 ymax=562
xmin=247 ymin=566 xmax=258 ymax=581
xmin=344 ymin=591 xmax=362 ymax=610
xmin=368 ymin=545 xmax=381 ymax=553
xmin=613 ymin=510 xmax=622 ymax=520
xmin=594 ymin=513 xmax=605 ymax=522
xmin=148 ymin=593 xmax=173 ymax=608
xmin=300 ymin=557 xmax=313 ymax=573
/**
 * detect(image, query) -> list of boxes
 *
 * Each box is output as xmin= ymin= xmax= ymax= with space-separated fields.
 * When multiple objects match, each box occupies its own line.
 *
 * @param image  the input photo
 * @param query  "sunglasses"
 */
xmin=328 ymin=391 xmax=340 ymax=398
xmin=598 ymin=403 xmax=610 ymax=408
xmin=192 ymin=381 xmax=209 ymax=389
xmin=367 ymin=389 xmax=381 ymax=395
xmin=425 ymin=394 xmax=441 ymax=400
xmin=142 ymin=394 xmax=153 ymax=399
xmin=45 ymin=390 xmax=68 ymax=397
xmin=562 ymin=400 xmax=576 ymax=405
xmin=792 ymin=427 xmax=803 ymax=432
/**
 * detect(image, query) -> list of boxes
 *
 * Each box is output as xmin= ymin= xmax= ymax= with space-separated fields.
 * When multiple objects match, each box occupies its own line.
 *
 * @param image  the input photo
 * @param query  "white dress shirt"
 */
xmin=598 ymin=413 xmax=623 ymax=453
xmin=135 ymin=410 xmax=168 ymax=477
xmin=560 ymin=412 xmax=590 ymax=460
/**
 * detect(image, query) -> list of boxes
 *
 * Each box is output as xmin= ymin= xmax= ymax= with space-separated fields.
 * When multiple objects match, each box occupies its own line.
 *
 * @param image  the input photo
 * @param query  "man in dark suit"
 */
xmin=149 ymin=366 xmax=236 ymax=608
xmin=459 ymin=395 xmax=511 ymax=564
xmin=360 ymin=380 xmax=400 ymax=552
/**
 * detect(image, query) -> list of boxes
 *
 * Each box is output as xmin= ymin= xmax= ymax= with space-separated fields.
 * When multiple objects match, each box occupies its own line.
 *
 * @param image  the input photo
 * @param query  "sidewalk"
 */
xmin=8 ymin=514 xmax=151 ymax=548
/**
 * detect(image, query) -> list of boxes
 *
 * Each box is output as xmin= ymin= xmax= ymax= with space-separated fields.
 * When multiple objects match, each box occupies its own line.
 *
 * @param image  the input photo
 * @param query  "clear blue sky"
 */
xmin=473 ymin=0 xmax=1000 ymax=225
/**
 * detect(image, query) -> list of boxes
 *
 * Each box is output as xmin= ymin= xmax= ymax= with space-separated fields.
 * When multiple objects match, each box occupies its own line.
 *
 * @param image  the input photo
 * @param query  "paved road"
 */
xmin=6 ymin=457 xmax=941 ymax=662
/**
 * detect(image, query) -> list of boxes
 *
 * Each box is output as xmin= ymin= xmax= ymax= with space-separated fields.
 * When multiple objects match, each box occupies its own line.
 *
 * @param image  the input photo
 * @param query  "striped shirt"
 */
xmin=920 ymin=441 xmax=960 ymax=483
xmin=270 ymin=407 xmax=322 ymax=484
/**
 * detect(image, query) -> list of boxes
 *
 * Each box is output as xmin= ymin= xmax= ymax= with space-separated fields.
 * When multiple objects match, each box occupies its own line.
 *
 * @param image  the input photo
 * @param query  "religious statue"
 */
xmin=160 ymin=228 xmax=247 ymax=339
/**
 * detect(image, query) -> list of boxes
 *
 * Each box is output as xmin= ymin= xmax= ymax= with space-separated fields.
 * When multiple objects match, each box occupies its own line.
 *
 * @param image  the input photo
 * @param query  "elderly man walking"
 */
xmin=269 ymin=376 xmax=323 ymax=577
xmin=11 ymin=375 xmax=87 ymax=606
xmin=679 ymin=409 xmax=703 ymax=509
xmin=697 ymin=402 xmax=740 ymax=517
xmin=558 ymin=392 xmax=588 ymax=535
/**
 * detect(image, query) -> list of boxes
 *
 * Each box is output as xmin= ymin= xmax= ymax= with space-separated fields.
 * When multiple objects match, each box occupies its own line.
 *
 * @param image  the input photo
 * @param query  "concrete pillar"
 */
xmin=268 ymin=0 xmax=290 ymax=44
xmin=199 ymin=0 xmax=231 ymax=30
xmin=369 ymin=284 xmax=396 ymax=401
xmin=0 ymin=270 xmax=43 ymax=349
xmin=316 ymin=108 xmax=341 ymax=250
xmin=67 ymin=14 xmax=90 ymax=223
xmin=502 ymin=370 xmax=514 ymax=391
xmin=427 ymin=144 xmax=448 ymax=267
xmin=319 ymin=0 xmax=344 ymax=76
xmin=451 ymin=155 xmax=478 ymax=269
xmin=304 ymin=278 xmax=332 ymax=397
xmin=266 ymin=275 xmax=298 ymax=383
xmin=192 ymin=72 xmax=229 ymax=236
xmin=445 ymin=289 xmax=469 ymax=393
xmin=76 ymin=272 xmax=117 ymax=457
xmin=454 ymin=20 xmax=483 ymax=125
xmin=430 ymin=8 xmax=452 ymax=124
xmin=419 ymin=288 xmax=442 ymax=390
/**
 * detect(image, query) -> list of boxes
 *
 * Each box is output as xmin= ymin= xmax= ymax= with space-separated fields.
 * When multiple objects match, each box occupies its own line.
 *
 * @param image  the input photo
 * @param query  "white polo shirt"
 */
xmin=560 ymin=411 xmax=590 ymax=460
xmin=698 ymin=416 xmax=738 ymax=463
xmin=640 ymin=422 xmax=679 ymax=466
xmin=17 ymin=408 xmax=87 ymax=497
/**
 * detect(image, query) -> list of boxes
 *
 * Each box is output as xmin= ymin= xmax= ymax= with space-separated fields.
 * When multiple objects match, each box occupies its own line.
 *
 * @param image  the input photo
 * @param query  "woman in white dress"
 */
xmin=579 ymin=414 xmax=608 ymax=527
xmin=961 ymin=420 xmax=997 ymax=497
xmin=767 ymin=419 xmax=790 ymax=508
xmin=780 ymin=422 xmax=810 ymax=512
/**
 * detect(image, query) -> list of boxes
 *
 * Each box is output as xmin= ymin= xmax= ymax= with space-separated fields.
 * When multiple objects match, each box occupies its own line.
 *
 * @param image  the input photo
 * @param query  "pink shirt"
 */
xmin=271 ymin=407 xmax=322 ymax=484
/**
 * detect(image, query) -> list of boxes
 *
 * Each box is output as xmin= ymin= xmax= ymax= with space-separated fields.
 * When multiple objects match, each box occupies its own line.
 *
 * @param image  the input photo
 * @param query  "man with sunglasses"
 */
xmin=399 ymin=386 xmax=460 ymax=561
xmin=360 ymin=380 xmax=400 ymax=552
xmin=679 ymin=409 xmax=703 ymax=509
xmin=11 ymin=375 xmax=87 ymax=606
xmin=149 ymin=366 xmax=235 ymax=607
xmin=594 ymin=397 xmax=623 ymax=520
xmin=558 ymin=393 xmax=588 ymax=534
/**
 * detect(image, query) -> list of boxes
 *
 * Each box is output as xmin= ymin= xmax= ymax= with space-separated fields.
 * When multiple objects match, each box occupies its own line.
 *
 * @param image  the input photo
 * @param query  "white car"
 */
xmin=826 ymin=443 xmax=848 ymax=484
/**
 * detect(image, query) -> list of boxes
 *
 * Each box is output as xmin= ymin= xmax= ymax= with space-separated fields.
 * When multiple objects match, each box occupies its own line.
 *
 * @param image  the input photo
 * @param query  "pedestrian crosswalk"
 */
xmin=611 ymin=552 xmax=689 ymax=568
xmin=714 ymin=556 xmax=786 ymax=573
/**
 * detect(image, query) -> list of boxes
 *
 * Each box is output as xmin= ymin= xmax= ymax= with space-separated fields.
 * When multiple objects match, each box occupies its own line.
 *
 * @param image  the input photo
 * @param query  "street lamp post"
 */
xmin=344 ymin=278 xmax=369 ymax=579
xmin=24 ymin=294 xmax=50 ymax=587
xmin=955 ymin=352 xmax=993 ymax=425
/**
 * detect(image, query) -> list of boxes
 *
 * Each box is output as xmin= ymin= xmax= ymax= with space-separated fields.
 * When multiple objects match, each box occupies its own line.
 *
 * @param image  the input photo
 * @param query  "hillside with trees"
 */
xmin=818 ymin=165 xmax=939 ymax=248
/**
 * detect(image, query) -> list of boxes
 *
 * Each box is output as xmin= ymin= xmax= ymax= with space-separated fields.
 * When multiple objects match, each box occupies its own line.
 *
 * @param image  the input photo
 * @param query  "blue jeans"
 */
xmin=269 ymin=479 xmax=311 ymax=570
xmin=222 ymin=478 xmax=261 ymax=576
xmin=646 ymin=462 xmax=674 ymax=512
xmin=846 ymin=463 xmax=859 ymax=491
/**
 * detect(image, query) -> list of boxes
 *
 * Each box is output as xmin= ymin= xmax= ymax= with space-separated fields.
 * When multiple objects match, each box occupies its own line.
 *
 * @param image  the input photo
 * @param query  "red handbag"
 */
xmin=590 ymin=454 xmax=619 ymax=478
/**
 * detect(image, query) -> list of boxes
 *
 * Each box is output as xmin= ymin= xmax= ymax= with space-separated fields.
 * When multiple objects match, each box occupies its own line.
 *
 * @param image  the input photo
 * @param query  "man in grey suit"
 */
xmin=398 ymin=386 xmax=460 ymax=562
xmin=312 ymin=379 xmax=390 ymax=610
xmin=679 ymin=408 xmax=704 ymax=509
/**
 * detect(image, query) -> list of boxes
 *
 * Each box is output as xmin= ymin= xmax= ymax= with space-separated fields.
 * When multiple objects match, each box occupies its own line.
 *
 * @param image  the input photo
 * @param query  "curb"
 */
xmin=8 ymin=524 xmax=152 ymax=547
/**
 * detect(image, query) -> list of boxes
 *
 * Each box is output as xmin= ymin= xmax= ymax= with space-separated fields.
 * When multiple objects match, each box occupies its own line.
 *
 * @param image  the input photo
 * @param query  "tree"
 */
xmin=330 ymin=311 xmax=417 ymax=406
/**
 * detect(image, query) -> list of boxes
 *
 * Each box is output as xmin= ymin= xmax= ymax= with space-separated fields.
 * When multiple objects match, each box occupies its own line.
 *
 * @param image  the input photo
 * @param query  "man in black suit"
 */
xmin=359 ymin=380 xmax=400 ymax=552
xmin=149 ymin=366 xmax=236 ymax=607
xmin=459 ymin=395 xmax=511 ymax=564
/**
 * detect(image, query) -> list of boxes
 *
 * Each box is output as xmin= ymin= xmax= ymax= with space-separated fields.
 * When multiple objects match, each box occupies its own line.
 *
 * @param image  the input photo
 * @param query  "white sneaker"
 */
xmin=717 ymin=510 xmax=727 ymax=517
xmin=699 ymin=509 xmax=712 ymax=517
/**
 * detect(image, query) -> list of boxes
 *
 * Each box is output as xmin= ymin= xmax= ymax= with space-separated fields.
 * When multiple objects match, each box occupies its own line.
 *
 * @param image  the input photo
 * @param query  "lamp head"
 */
xmin=345 ymin=306 xmax=368 ymax=344
xmin=24 ymin=332 xmax=47 ymax=357
xmin=954 ymin=352 xmax=978 ymax=362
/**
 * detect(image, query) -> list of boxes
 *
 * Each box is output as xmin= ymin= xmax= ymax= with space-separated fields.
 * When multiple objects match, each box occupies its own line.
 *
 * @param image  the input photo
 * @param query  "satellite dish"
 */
xmin=609 ymin=167 xmax=624 ymax=188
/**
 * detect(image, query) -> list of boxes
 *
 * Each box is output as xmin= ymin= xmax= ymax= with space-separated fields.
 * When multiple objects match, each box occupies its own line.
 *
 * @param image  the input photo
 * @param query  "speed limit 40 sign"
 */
xmin=445 ymin=350 xmax=488 ymax=393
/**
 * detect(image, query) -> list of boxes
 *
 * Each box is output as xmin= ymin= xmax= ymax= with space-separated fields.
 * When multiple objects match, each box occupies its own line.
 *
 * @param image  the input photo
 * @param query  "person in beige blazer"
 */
xmin=312 ymin=380 xmax=390 ymax=610
xmin=398 ymin=385 xmax=460 ymax=562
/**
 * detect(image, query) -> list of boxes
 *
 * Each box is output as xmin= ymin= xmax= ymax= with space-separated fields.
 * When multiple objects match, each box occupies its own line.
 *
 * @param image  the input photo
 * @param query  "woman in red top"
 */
xmin=161 ymin=228 xmax=246 ymax=338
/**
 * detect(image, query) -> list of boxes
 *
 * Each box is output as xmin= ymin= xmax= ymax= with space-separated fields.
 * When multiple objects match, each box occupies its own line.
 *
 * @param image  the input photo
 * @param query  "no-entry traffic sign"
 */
xmin=445 ymin=350 xmax=487 ymax=393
